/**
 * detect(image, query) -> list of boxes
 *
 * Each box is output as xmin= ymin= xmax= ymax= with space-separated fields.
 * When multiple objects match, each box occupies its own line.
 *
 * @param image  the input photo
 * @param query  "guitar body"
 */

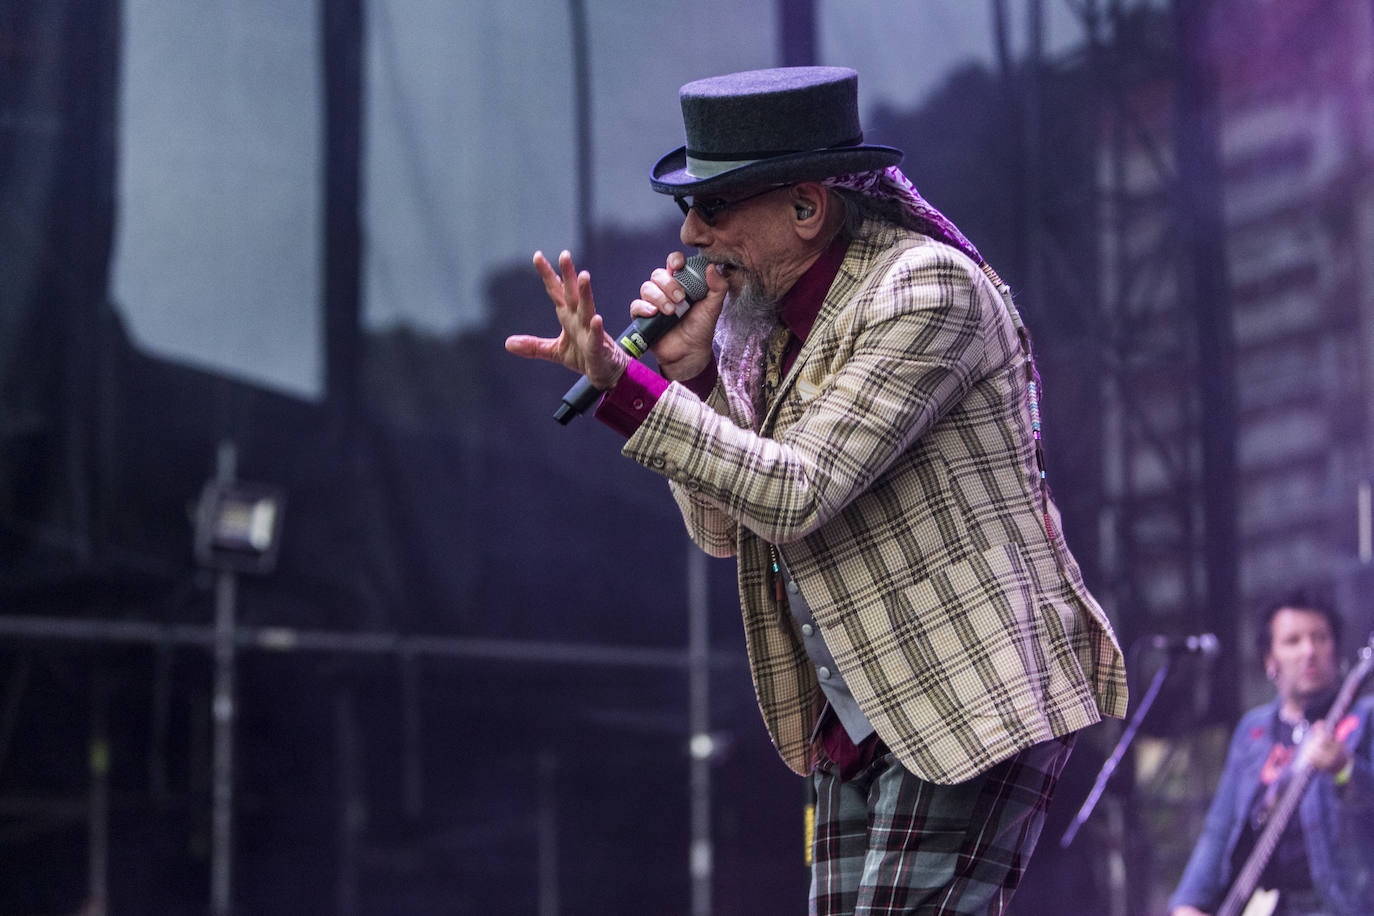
xmin=1239 ymin=887 xmax=1278 ymax=916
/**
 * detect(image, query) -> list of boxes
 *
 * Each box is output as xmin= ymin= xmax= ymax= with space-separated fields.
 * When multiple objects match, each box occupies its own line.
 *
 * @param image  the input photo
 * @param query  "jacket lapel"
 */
xmin=758 ymin=225 xmax=912 ymax=435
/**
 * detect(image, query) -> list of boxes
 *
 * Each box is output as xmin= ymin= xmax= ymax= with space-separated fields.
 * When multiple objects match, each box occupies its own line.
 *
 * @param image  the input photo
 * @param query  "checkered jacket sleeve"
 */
xmin=624 ymin=224 xmax=1127 ymax=783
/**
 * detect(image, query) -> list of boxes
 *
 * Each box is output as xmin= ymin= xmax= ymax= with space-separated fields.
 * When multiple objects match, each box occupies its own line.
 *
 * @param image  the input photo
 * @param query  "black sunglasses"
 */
xmin=674 ymin=183 xmax=794 ymax=226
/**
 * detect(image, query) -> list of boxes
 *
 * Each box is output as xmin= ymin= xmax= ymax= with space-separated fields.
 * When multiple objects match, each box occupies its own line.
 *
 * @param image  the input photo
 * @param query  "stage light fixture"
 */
xmin=194 ymin=480 xmax=286 ymax=574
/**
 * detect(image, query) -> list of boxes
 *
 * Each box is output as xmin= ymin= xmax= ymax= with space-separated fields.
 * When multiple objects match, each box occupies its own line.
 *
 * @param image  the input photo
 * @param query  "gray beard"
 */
xmin=714 ymin=276 xmax=782 ymax=422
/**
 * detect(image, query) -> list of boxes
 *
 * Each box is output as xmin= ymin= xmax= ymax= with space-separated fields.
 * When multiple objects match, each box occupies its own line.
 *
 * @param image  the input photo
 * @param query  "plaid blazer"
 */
xmin=623 ymin=222 xmax=1128 ymax=784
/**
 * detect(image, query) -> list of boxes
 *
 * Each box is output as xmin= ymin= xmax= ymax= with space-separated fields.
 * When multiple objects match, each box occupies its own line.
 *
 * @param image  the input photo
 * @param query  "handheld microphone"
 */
xmin=1146 ymin=632 xmax=1220 ymax=656
xmin=553 ymin=254 xmax=710 ymax=424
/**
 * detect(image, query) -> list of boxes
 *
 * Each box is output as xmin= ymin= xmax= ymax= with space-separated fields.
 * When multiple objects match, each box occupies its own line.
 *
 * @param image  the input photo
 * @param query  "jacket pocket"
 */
xmin=855 ymin=541 xmax=1045 ymax=733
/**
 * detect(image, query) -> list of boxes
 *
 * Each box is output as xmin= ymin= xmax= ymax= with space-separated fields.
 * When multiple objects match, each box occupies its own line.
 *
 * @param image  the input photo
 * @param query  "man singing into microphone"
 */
xmin=506 ymin=66 xmax=1127 ymax=914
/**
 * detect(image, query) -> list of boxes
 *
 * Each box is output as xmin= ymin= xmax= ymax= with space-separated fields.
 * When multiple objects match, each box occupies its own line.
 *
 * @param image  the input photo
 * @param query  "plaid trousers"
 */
xmin=809 ymin=733 xmax=1074 ymax=916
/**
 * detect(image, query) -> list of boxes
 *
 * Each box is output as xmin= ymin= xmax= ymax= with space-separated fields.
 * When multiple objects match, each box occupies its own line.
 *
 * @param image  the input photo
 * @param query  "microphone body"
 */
xmin=554 ymin=254 xmax=709 ymax=424
xmin=1147 ymin=632 xmax=1220 ymax=656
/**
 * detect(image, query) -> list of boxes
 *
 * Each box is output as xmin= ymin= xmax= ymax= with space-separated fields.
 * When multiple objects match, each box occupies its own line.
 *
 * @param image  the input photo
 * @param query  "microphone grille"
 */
xmin=675 ymin=254 xmax=710 ymax=303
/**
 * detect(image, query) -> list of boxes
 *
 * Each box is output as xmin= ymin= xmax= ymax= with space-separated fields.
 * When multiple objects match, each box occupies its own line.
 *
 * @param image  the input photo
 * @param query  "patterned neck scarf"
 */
xmin=824 ymin=166 xmax=983 ymax=267
xmin=758 ymin=321 xmax=792 ymax=427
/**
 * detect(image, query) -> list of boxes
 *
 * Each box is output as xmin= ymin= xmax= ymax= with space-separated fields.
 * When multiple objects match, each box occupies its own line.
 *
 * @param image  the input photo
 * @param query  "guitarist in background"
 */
xmin=1168 ymin=589 xmax=1374 ymax=916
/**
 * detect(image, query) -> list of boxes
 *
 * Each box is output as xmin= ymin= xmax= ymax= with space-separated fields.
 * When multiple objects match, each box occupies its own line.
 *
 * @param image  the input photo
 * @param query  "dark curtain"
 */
xmin=1 ymin=0 xmax=119 ymax=580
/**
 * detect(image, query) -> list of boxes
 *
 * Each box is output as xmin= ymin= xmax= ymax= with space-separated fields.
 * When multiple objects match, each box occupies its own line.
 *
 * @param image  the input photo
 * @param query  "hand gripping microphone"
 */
xmin=553 ymin=254 xmax=710 ymax=424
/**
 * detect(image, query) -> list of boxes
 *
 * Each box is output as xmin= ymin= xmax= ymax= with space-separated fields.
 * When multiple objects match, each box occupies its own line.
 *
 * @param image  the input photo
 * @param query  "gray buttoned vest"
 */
xmin=777 ymin=555 xmax=875 ymax=743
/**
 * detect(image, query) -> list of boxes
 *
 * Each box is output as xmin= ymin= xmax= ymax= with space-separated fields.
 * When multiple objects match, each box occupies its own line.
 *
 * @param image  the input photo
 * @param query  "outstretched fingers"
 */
xmin=503 ymin=331 xmax=556 ymax=361
xmin=505 ymin=251 xmax=570 ymax=363
xmin=533 ymin=250 xmax=566 ymax=307
xmin=556 ymin=250 xmax=598 ymax=328
xmin=534 ymin=250 xmax=596 ymax=330
xmin=509 ymin=249 xmax=619 ymax=386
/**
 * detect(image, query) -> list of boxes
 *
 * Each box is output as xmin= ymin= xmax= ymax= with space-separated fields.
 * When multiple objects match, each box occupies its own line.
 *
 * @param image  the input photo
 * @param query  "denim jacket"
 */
xmin=1168 ymin=695 xmax=1374 ymax=915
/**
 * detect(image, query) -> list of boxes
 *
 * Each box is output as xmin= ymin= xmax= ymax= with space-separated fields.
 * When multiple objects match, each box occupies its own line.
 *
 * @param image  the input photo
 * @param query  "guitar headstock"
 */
xmin=1339 ymin=633 xmax=1374 ymax=705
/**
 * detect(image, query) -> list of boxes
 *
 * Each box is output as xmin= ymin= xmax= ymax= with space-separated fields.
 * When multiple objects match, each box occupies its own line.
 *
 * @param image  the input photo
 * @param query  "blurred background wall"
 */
xmin=2 ymin=1 xmax=1372 ymax=913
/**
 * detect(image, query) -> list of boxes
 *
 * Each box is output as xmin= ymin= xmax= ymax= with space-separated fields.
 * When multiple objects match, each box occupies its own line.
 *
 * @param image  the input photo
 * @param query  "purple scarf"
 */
xmin=825 ymin=166 xmax=983 ymax=266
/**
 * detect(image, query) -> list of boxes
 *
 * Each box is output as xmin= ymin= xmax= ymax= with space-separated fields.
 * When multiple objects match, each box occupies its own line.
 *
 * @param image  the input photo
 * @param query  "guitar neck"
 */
xmin=1216 ymin=767 xmax=1313 ymax=916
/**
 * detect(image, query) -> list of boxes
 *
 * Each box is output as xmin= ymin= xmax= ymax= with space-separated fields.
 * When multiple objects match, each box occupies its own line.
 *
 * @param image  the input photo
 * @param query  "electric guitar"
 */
xmin=1215 ymin=633 xmax=1374 ymax=916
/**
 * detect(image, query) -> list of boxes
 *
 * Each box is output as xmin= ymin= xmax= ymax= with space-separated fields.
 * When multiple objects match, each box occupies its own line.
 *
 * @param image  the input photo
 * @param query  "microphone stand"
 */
xmin=1059 ymin=653 xmax=1173 ymax=848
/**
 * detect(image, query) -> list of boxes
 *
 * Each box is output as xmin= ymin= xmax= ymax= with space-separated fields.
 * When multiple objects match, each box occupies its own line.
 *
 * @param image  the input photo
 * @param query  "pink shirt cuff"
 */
xmin=594 ymin=359 xmax=718 ymax=438
xmin=595 ymin=360 xmax=669 ymax=437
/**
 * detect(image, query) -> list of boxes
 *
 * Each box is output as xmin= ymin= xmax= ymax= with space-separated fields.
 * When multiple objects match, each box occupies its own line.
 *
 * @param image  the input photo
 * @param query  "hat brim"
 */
xmin=650 ymin=144 xmax=903 ymax=196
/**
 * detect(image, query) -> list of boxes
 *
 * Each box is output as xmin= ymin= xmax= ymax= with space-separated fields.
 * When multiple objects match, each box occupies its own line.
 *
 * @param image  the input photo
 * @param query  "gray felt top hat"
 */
xmin=650 ymin=66 xmax=903 ymax=196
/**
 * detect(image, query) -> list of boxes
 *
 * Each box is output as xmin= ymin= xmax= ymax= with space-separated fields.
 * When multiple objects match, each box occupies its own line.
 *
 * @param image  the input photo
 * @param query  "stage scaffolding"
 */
xmin=0 ymin=554 xmax=733 ymax=916
xmin=1018 ymin=1 xmax=1374 ymax=913
xmin=2 ymin=436 xmax=730 ymax=916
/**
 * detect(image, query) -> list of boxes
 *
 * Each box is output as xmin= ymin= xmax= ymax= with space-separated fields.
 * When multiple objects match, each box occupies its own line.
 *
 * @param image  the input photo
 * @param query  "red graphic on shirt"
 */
xmin=1335 ymin=714 xmax=1358 ymax=743
xmin=1259 ymin=743 xmax=1293 ymax=786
